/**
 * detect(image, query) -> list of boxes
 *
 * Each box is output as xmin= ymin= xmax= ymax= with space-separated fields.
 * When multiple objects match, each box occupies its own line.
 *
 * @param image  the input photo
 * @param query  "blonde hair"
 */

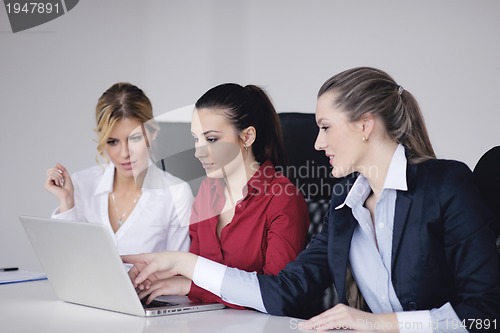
xmin=318 ymin=67 xmax=435 ymax=164
xmin=94 ymin=82 xmax=158 ymax=163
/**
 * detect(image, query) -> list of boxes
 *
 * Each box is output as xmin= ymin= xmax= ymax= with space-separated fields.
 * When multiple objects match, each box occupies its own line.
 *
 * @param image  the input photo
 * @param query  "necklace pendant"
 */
xmin=110 ymin=191 xmax=141 ymax=230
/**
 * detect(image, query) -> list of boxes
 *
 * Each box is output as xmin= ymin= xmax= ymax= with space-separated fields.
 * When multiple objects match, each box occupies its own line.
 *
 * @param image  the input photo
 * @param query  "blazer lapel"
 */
xmin=391 ymin=162 xmax=417 ymax=267
xmin=330 ymin=206 xmax=357 ymax=304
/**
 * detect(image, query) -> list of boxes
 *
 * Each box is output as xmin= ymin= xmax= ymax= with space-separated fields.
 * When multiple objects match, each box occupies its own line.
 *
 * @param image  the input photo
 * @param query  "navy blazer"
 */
xmin=258 ymin=159 xmax=500 ymax=329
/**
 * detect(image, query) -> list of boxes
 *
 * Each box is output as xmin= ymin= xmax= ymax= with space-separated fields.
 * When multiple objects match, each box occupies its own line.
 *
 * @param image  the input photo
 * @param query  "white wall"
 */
xmin=1 ymin=0 xmax=499 ymax=270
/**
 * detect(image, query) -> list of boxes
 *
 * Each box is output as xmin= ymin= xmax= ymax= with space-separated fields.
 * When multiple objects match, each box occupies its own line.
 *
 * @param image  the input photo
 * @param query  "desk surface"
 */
xmin=0 ymin=280 xmax=313 ymax=333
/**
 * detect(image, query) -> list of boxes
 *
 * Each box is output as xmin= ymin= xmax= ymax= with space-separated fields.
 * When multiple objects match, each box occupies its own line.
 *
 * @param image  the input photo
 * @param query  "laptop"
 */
xmin=19 ymin=215 xmax=225 ymax=316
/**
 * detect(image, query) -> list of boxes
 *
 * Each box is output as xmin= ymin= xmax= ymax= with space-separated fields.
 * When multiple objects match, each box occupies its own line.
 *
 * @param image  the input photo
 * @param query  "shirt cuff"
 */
xmin=220 ymin=267 xmax=267 ymax=313
xmin=429 ymin=302 xmax=468 ymax=333
xmin=396 ymin=310 xmax=432 ymax=333
xmin=192 ymin=256 xmax=227 ymax=297
xmin=51 ymin=206 xmax=77 ymax=220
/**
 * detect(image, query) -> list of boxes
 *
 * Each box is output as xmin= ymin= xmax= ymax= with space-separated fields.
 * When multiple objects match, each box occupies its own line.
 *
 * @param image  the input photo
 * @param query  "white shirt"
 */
xmin=52 ymin=163 xmax=193 ymax=255
xmin=338 ymin=144 xmax=407 ymax=314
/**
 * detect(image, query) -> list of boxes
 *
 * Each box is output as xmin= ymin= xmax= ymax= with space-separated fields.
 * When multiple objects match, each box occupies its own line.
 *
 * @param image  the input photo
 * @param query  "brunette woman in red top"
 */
xmin=135 ymin=83 xmax=310 ymax=308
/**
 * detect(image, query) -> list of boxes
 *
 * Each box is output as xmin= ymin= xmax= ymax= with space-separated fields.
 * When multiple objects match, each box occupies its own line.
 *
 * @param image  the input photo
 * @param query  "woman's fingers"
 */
xmin=138 ymin=287 xmax=152 ymax=301
xmin=134 ymin=261 xmax=163 ymax=285
xmin=46 ymin=163 xmax=74 ymax=192
xmin=147 ymin=287 xmax=167 ymax=304
xmin=122 ymin=254 xmax=175 ymax=287
xmin=137 ymin=279 xmax=170 ymax=304
xmin=56 ymin=163 xmax=73 ymax=188
xmin=128 ymin=265 xmax=140 ymax=282
xmin=299 ymin=307 xmax=341 ymax=330
xmin=55 ymin=163 xmax=68 ymax=175
xmin=298 ymin=304 xmax=356 ymax=331
xmin=142 ymin=279 xmax=179 ymax=304
xmin=298 ymin=304 xmax=393 ymax=332
xmin=46 ymin=167 xmax=64 ymax=187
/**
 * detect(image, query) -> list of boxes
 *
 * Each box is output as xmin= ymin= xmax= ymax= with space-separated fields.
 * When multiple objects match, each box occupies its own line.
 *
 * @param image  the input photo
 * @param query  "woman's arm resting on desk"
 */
xmin=299 ymin=303 xmax=467 ymax=333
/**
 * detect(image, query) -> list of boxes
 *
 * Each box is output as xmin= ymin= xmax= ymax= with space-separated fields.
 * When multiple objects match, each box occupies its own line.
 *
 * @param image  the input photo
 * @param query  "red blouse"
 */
xmin=188 ymin=160 xmax=310 ymax=308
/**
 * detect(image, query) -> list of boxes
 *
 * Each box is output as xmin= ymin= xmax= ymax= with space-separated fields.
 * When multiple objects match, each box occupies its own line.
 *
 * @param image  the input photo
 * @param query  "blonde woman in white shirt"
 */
xmin=45 ymin=83 xmax=193 ymax=255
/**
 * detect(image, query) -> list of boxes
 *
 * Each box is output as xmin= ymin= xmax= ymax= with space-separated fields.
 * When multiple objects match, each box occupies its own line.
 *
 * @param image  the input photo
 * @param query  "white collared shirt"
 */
xmin=51 ymin=163 xmax=193 ymax=255
xmin=337 ymin=144 xmax=407 ymax=313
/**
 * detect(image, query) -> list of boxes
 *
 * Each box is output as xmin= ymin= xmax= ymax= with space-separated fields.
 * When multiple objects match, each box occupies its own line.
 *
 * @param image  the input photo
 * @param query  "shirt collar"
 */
xmin=383 ymin=144 xmax=408 ymax=191
xmin=335 ymin=176 xmax=371 ymax=210
xmin=335 ymin=144 xmax=408 ymax=210
xmin=95 ymin=163 xmax=115 ymax=195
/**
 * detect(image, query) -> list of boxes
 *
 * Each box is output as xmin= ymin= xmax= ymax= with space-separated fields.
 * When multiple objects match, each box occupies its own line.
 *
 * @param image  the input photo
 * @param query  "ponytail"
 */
xmin=318 ymin=67 xmax=435 ymax=164
xmin=243 ymin=85 xmax=286 ymax=166
xmin=396 ymin=89 xmax=435 ymax=163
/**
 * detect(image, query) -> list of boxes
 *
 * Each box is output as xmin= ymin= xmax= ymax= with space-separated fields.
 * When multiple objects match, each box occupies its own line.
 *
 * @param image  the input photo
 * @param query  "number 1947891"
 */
xmin=6 ymin=2 xmax=60 ymax=14
xmin=446 ymin=319 xmax=496 ymax=331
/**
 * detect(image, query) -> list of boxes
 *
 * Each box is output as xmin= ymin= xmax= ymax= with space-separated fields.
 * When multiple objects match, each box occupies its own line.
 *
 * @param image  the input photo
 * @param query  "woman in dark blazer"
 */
xmin=124 ymin=67 xmax=500 ymax=333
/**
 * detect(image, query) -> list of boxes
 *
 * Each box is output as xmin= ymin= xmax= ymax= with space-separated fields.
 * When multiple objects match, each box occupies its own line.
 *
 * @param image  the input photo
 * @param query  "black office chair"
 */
xmin=277 ymin=112 xmax=338 ymax=238
xmin=473 ymin=146 xmax=500 ymax=251
xmin=278 ymin=112 xmax=340 ymax=315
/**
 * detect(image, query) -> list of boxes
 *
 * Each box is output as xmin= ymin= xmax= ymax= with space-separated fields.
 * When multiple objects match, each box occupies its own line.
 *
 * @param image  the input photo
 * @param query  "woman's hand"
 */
xmin=138 ymin=276 xmax=192 ymax=304
xmin=122 ymin=252 xmax=198 ymax=290
xmin=298 ymin=303 xmax=398 ymax=332
xmin=44 ymin=163 xmax=75 ymax=212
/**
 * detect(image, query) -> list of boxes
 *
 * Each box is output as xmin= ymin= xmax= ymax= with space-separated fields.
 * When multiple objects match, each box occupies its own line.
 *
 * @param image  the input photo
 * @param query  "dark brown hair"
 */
xmin=195 ymin=83 xmax=286 ymax=166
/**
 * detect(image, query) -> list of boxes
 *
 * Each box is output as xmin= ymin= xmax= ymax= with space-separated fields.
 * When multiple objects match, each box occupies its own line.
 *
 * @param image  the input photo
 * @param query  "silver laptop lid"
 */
xmin=20 ymin=215 xmax=146 ymax=316
xmin=20 ymin=216 xmax=225 ymax=317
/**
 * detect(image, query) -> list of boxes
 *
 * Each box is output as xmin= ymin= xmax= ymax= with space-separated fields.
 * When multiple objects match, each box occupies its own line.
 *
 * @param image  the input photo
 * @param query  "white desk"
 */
xmin=0 ymin=280 xmax=312 ymax=333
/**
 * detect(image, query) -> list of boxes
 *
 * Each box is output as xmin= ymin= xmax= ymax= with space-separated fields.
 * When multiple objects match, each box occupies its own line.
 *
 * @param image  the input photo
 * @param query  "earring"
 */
xmin=244 ymin=145 xmax=248 ymax=151
xmin=362 ymin=136 xmax=368 ymax=142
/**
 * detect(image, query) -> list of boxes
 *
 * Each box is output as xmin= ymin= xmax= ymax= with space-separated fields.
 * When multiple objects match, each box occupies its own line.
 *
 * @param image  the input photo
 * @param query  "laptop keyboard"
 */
xmin=141 ymin=299 xmax=179 ymax=309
